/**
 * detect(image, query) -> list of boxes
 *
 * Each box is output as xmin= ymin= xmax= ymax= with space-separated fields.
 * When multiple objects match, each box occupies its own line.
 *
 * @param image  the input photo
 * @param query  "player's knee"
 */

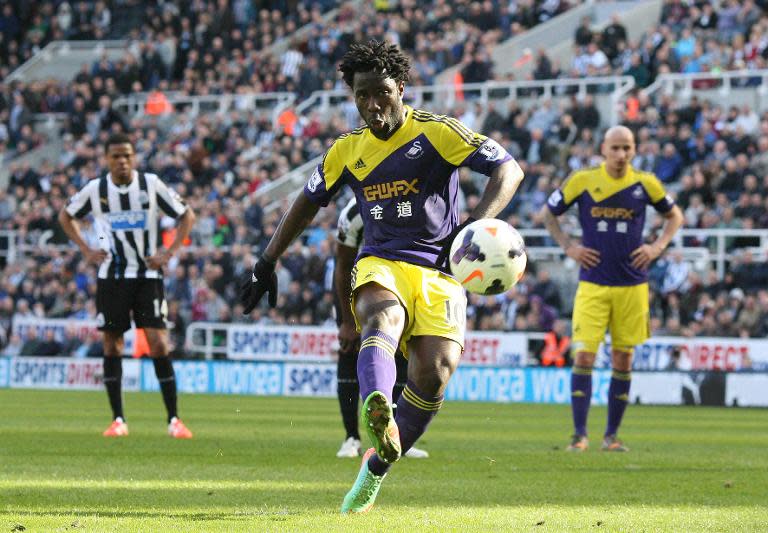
xmin=103 ymin=333 xmax=123 ymax=357
xmin=572 ymin=349 xmax=597 ymax=368
xmin=360 ymin=303 xmax=405 ymax=334
xmin=414 ymin=356 xmax=453 ymax=397
xmin=148 ymin=338 xmax=169 ymax=358
xmin=611 ymin=348 xmax=633 ymax=372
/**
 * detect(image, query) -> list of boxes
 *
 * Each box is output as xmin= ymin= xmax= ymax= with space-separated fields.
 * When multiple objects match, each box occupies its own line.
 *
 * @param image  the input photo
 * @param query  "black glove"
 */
xmin=435 ymin=217 xmax=476 ymax=271
xmin=239 ymin=255 xmax=278 ymax=313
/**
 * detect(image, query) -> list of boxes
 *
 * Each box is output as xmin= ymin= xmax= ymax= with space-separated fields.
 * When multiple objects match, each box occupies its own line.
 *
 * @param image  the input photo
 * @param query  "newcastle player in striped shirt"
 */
xmin=59 ymin=133 xmax=196 ymax=439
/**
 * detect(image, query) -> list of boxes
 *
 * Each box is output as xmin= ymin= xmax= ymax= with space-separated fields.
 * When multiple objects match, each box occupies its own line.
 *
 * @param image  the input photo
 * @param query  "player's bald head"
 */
xmin=603 ymin=126 xmax=635 ymax=146
xmin=601 ymin=125 xmax=636 ymax=177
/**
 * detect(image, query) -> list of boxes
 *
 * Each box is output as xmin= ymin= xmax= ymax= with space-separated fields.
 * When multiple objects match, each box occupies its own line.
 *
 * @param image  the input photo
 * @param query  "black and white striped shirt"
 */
xmin=336 ymin=197 xmax=363 ymax=250
xmin=65 ymin=171 xmax=187 ymax=279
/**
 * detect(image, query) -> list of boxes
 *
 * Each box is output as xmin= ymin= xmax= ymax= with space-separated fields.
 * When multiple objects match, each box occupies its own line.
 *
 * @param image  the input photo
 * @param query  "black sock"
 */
xmin=393 ymin=381 xmax=406 ymax=402
xmin=337 ymin=350 xmax=360 ymax=440
xmin=393 ymin=350 xmax=408 ymax=403
xmin=153 ymin=357 xmax=178 ymax=422
xmin=103 ymin=357 xmax=124 ymax=420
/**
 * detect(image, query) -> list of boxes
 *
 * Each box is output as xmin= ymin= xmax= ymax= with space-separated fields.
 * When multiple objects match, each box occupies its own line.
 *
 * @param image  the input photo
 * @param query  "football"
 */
xmin=449 ymin=218 xmax=527 ymax=295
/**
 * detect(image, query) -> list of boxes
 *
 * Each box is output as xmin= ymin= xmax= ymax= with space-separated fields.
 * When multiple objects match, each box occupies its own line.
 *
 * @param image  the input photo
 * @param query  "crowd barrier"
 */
xmin=12 ymin=317 xmax=135 ymax=355
xmin=11 ymin=318 xmax=768 ymax=372
xmin=1 ymin=357 xmax=765 ymax=407
xmin=191 ymin=322 xmax=768 ymax=372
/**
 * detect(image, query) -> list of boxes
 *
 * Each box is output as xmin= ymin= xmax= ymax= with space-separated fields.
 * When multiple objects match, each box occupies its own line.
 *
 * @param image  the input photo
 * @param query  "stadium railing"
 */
xmin=14 ymin=228 xmax=767 ymax=282
xmin=112 ymin=91 xmax=297 ymax=123
xmin=258 ymin=156 xmax=323 ymax=213
xmin=641 ymin=69 xmax=768 ymax=112
xmin=4 ymin=40 xmax=128 ymax=83
xmin=294 ymin=76 xmax=635 ymax=122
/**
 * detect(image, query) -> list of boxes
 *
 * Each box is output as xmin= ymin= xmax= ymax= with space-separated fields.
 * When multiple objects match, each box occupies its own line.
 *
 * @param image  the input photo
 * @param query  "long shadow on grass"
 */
xmin=2 ymin=508 xmax=302 ymax=521
xmin=4 ymin=477 xmax=762 ymax=510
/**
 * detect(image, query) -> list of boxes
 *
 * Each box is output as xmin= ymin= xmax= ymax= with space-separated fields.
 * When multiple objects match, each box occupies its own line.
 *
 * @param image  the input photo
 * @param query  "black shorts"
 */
xmin=96 ymin=278 xmax=167 ymax=333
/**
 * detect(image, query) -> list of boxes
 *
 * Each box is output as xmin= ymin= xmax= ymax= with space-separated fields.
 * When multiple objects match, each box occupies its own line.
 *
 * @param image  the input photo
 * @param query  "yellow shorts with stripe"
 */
xmin=351 ymin=256 xmax=467 ymax=358
xmin=571 ymin=281 xmax=650 ymax=354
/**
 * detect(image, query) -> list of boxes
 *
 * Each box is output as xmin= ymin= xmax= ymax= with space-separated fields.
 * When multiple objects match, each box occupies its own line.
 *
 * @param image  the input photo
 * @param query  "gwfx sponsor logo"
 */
xmin=590 ymin=207 xmax=634 ymax=220
xmin=362 ymin=179 xmax=419 ymax=201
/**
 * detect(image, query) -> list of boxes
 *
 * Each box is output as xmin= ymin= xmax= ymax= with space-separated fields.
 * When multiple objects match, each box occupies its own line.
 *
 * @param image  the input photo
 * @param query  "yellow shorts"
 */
xmin=571 ymin=281 xmax=650 ymax=353
xmin=351 ymin=256 xmax=467 ymax=358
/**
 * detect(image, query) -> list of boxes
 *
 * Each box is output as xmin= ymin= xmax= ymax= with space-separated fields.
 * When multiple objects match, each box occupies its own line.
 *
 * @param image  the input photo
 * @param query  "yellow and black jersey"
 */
xmin=546 ymin=163 xmax=675 ymax=286
xmin=304 ymin=106 xmax=513 ymax=269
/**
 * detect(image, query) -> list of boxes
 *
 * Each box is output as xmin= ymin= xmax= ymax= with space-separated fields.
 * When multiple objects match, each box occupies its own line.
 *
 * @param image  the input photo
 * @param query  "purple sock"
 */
xmin=571 ymin=366 xmax=592 ymax=436
xmin=368 ymin=380 xmax=442 ymax=476
xmin=357 ymin=330 xmax=398 ymax=403
xmin=606 ymin=369 xmax=631 ymax=437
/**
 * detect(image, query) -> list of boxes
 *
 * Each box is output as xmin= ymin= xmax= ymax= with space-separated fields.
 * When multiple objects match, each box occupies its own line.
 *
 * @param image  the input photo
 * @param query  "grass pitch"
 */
xmin=1 ymin=390 xmax=766 ymax=532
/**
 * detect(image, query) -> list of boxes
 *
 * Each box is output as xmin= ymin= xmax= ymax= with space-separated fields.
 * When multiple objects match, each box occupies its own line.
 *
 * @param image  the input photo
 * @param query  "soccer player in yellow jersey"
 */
xmin=238 ymin=41 xmax=524 ymax=512
xmin=542 ymin=126 xmax=683 ymax=452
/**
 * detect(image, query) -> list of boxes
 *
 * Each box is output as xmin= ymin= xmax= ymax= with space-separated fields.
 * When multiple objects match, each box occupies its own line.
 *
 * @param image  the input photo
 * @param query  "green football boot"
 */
xmin=341 ymin=448 xmax=386 ymax=514
xmin=361 ymin=391 xmax=401 ymax=464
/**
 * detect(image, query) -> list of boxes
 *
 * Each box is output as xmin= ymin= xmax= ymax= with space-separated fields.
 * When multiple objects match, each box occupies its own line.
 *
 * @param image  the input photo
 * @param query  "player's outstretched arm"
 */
xmin=630 ymin=205 xmax=684 ymax=270
xmin=470 ymin=159 xmax=524 ymax=219
xmin=264 ymin=193 xmax=321 ymax=262
xmin=540 ymin=206 xmax=601 ymax=269
xmin=240 ymin=193 xmax=320 ymax=313
xmin=334 ymin=242 xmax=360 ymax=354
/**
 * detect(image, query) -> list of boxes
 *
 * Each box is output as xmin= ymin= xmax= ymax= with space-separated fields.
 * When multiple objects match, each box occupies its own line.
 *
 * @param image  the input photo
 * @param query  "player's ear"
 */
xmin=397 ymin=80 xmax=405 ymax=97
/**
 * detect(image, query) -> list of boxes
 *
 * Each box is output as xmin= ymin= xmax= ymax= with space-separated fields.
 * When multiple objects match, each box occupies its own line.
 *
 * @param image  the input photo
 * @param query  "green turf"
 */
xmin=1 ymin=390 xmax=766 ymax=532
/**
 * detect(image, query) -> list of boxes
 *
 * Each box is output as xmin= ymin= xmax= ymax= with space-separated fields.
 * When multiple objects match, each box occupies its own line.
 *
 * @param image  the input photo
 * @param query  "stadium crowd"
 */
xmin=563 ymin=0 xmax=768 ymax=85
xmin=2 ymin=1 xmax=768 ymax=359
xmin=1 ymin=0 xmax=572 ymax=160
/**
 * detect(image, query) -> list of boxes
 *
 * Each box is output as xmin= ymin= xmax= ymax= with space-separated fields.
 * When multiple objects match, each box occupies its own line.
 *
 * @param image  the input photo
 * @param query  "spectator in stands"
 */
xmin=541 ymin=319 xmax=570 ymax=367
xmin=1 ymin=333 xmax=22 ymax=356
xmin=37 ymin=329 xmax=63 ymax=356
xmin=601 ymin=14 xmax=627 ymax=62
xmin=574 ymin=15 xmax=593 ymax=48
xmin=528 ymin=295 xmax=557 ymax=332
xmin=96 ymin=95 xmax=126 ymax=132
xmin=654 ymin=143 xmax=684 ymax=183
xmin=461 ymin=49 xmax=494 ymax=84
xmin=736 ymin=294 xmax=761 ymax=336
xmin=624 ymin=53 xmax=651 ymax=88
xmin=8 ymin=91 xmax=31 ymax=146
xmin=532 ymin=268 xmax=562 ymax=313
xmin=569 ymin=95 xmax=600 ymax=134
xmin=20 ymin=329 xmax=43 ymax=356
